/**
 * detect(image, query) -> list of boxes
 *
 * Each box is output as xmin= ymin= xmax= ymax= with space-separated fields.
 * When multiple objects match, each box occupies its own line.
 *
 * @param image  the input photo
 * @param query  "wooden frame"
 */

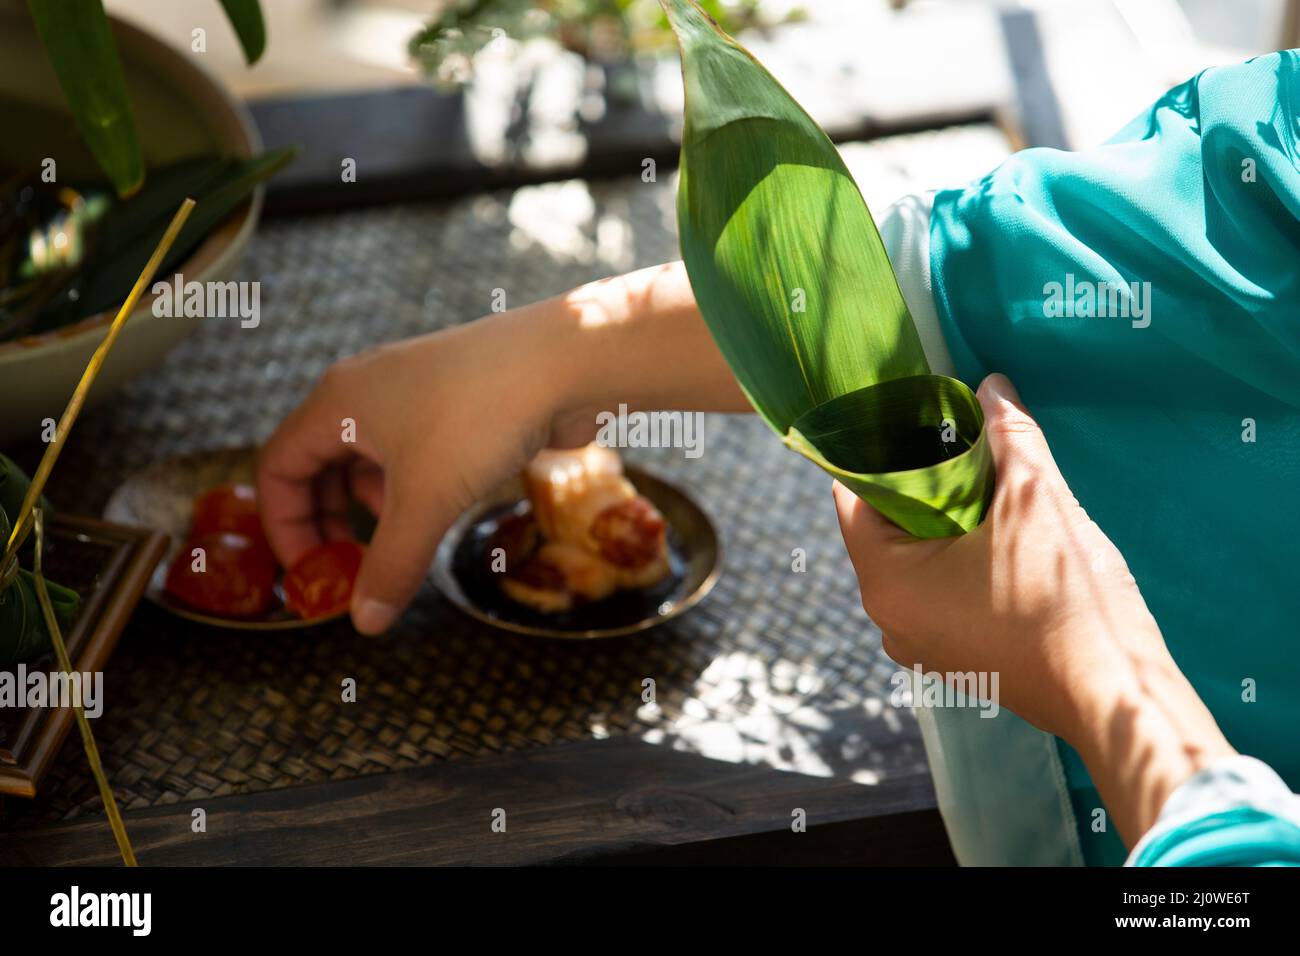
xmin=0 ymin=515 xmax=168 ymax=797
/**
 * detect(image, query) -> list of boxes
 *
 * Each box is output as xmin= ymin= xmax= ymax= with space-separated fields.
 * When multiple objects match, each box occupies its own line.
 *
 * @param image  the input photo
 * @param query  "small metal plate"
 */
xmin=102 ymin=446 xmax=348 ymax=631
xmin=432 ymin=466 xmax=721 ymax=640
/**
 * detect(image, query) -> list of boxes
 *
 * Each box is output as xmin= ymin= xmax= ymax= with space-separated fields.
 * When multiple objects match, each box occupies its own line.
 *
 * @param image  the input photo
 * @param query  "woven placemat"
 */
xmin=2 ymin=127 xmax=1008 ymax=827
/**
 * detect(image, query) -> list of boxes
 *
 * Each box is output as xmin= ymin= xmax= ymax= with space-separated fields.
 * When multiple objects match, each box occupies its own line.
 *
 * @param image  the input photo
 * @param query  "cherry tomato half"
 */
xmin=283 ymin=540 xmax=366 ymax=619
xmin=164 ymin=532 xmax=278 ymax=619
xmin=191 ymin=484 xmax=269 ymax=550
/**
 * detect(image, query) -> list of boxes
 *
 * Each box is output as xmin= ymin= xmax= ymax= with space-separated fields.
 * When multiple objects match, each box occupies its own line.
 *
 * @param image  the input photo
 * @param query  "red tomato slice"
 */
xmin=164 ymin=532 xmax=278 ymax=619
xmin=191 ymin=484 xmax=269 ymax=550
xmin=283 ymin=540 xmax=365 ymax=619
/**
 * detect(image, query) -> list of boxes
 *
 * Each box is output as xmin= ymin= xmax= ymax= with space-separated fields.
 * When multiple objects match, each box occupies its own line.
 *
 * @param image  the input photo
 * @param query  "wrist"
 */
xmin=1065 ymin=643 xmax=1235 ymax=844
xmin=476 ymin=295 xmax=595 ymax=432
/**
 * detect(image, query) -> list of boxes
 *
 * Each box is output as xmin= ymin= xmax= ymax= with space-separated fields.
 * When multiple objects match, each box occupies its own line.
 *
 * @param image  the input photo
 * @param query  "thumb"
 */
xmin=833 ymin=480 xmax=933 ymax=577
xmin=977 ymin=373 xmax=1065 ymax=486
xmin=350 ymin=476 xmax=456 ymax=635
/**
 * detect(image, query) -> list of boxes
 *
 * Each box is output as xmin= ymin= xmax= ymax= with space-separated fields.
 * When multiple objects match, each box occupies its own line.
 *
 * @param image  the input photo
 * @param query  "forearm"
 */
xmin=515 ymin=261 xmax=749 ymax=417
xmin=1063 ymin=645 xmax=1236 ymax=848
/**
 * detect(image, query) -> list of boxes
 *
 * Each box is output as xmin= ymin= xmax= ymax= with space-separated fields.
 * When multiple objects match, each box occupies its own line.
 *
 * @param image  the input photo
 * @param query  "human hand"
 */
xmin=834 ymin=373 xmax=1168 ymax=740
xmin=833 ymin=373 xmax=1234 ymax=843
xmin=256 ymin=307 xmax=595 ymax=636
xmin=256 ymin=262 xmax=745 ymax=637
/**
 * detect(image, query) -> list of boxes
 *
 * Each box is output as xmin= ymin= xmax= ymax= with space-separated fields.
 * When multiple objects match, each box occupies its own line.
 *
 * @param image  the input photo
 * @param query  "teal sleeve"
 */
xmin=1128 ymin=756 xmax=1300 ymax=866
xmin=929 ymin=51 xmax=1300 ymax=865
xmin=1132 ymin=807 xmax=1300 ymax=867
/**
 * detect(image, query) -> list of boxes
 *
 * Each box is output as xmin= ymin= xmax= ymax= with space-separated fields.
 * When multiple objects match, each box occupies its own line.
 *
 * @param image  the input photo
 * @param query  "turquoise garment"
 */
xmin=929 ymin=51 xmax=1300 ymax=865
xmin=1132 ymin=806 xmax=1300 ymax=867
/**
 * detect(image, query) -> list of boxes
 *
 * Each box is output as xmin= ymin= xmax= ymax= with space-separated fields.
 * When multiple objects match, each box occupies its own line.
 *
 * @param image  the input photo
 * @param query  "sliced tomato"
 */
xmin=164 ymin=532 xmax=278 ymax=619
xmin=191 ymin=483 xmax=269 ymax=550
xmin=283 ymin=540 xmax=366 ymax=619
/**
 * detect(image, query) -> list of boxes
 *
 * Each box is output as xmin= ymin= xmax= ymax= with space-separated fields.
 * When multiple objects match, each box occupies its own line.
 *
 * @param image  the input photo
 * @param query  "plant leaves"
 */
xmin=22 ymin=148 xmax=296 ymax=336
xmin=0 ymin=489 xmax=79 ymax=667
xmin=217 ymin=0 xmax=267 ymax=65
xmin=0 ymin=204 xmax=198 ymax=665
xmin=27 ymin=0 xmax=144 ymax=199
xmin=0 ymin=452 xmax=55 ymax=525
xmin=788 ymin=375 xmax=993 ymax=537
xmin=661 ymin=0 xmax=993 ymax=537
xmin=0 ymin=452 xmax=56 ymax=568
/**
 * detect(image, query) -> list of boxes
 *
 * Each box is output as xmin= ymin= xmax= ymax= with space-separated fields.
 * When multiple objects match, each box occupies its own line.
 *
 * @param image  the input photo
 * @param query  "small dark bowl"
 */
xmin=431 ymin=466 xmax=721 ymax=640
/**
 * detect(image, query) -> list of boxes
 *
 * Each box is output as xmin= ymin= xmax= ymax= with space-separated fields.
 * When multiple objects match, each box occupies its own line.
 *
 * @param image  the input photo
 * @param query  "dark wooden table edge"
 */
xmin=249 ymin=84 xmax=1013 ymax=217
xmin=0 ymin=734 xmax=953 ymax=866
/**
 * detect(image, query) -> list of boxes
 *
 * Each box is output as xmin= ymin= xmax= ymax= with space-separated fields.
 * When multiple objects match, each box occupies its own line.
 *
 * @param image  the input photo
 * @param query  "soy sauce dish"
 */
xmin=432 ymin=465 xmax=720 ymax=640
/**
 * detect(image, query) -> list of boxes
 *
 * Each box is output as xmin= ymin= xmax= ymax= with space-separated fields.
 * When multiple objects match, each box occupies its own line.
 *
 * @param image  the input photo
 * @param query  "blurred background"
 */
xmin=99 ymin=0 xmax=1300 ymax=210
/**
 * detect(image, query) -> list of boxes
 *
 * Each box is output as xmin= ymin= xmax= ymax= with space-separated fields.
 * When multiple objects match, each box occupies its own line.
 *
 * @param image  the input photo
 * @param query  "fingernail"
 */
xmin=984 ymin=373 xmax=1022 ymax=405
xmin=353 ymin=598 xmax=398 ymax=635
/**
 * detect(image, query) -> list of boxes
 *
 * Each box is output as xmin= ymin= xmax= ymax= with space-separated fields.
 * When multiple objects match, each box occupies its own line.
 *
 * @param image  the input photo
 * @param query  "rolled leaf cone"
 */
xmin=661 ymin=0 xmax=994 ymax=537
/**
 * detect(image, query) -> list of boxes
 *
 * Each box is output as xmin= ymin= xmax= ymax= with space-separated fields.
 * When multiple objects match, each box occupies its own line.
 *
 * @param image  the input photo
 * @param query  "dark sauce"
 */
xmin=450 ymin=501 xmax=688 ymax=633
xmin=889 ymin=425 xmax=971 ymax=471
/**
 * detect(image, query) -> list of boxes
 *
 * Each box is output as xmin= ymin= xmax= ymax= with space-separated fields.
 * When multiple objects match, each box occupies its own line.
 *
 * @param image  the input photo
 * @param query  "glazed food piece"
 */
xmin=487 ymin=509 xmax=544 ymax=572
xmin=164 ymin=532 xmax=278 ymax=619
xmin=523 ymin=445 xmax=627 ymax=548
xmin=590 ymin=496 xmax=670 ymax=588
xmin=499 ymin=445 xmax=670 ymax=613
xmin=501 ymin=541 xmax=620 ymax=613
xmin=283 ymin=540 xmax=366 ymax=619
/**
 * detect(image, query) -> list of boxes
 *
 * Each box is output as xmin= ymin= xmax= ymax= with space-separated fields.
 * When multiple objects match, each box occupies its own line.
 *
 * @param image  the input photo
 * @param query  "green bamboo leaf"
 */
xmin=217 ymin=0 xmax=267 ymax=65
xmin=27 ymin=148 xmax=296 ymax=334
xmin=1 ymin=453 xmax=54 ymax=522
xmin=27 ymin=0 xmax=144 ymax=199
xmin=788 ymin=375 xmax=993 ymax=537
xmin=0 ymin=489 xmax=79 ymax=667
xmin=1 ymin=453 xmax=35 ymax=520
xmin=661 ymin=0 xmax=993 ymax=537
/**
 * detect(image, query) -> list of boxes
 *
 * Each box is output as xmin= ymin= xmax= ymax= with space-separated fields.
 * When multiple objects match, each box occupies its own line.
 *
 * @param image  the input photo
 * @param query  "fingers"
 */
xmin=350 ymin=474 xmax=456 ymax=635
xmin=977 ymin=373 xmax=1066 ymax=487
xmin=347 ymin=458 xmax=385 ymax=517
xmin=832 ymin=481 xmax=914 ymax=577
xmin=314 ymin=466 xmax=356 ymax=542
xmin=255 ymin=382 xmax=354 ymax=568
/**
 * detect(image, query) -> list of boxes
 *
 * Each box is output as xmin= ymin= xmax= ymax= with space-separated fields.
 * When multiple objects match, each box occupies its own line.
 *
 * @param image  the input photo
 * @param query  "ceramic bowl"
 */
xmin=0 ymin=7 xmax=264 ymax=442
